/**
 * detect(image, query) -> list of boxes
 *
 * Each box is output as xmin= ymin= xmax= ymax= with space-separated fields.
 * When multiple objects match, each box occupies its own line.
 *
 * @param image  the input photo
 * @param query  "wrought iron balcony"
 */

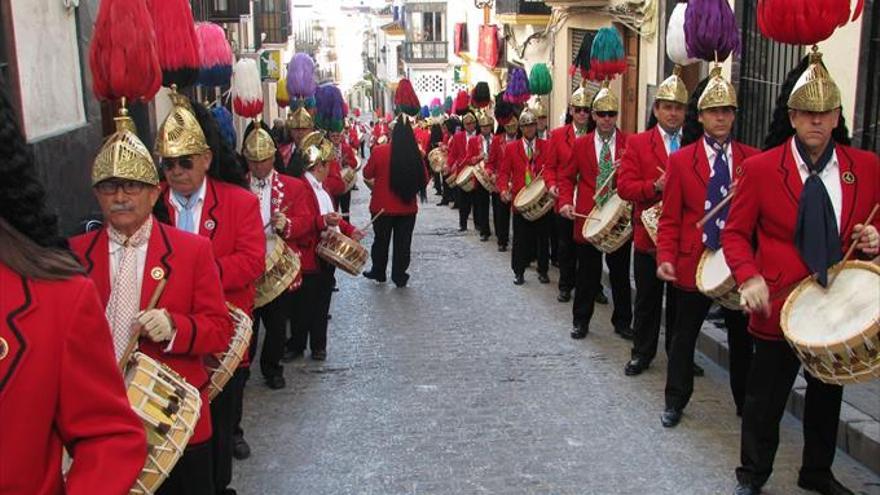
xmin=191 ymin=0 xmax=251 ymax=23
xmin=495 ymin=0 xmax=551 ymax=16
xmin=402 ymin=41 xmax=448 ymax=64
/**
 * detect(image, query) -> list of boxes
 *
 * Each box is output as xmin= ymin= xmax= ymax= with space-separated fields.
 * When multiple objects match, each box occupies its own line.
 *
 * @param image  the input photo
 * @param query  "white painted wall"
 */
xmin=10 ymin=0 xmax=86 ymax=142
xmin=819 ymin=18 xmax=863 ymax=126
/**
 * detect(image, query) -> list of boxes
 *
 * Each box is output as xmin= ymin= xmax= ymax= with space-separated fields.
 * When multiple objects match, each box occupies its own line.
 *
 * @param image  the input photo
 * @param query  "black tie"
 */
xmin=793 ymin=138 xmax=840 ymax=287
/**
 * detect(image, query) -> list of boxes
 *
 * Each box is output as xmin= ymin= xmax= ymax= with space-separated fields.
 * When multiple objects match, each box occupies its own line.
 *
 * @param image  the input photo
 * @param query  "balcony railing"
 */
xmin=495 ymin=0 xmax=551 ymax=16
xmin=191 ymin=0 xmax=251 ymax=23
xmin=402 ymin=41 xmax=448 ymax=63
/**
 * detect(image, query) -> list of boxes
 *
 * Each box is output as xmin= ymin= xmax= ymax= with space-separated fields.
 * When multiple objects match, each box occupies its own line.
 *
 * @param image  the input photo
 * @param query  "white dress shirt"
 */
xmin=307 ymin=171 xmax=338 ymax=232
xmin=792 ymin=139 xmax=842 ymax=229
xmin=594 ymin=131 xmax=617 ymax=165
xmin=482 ymin=135 xmax=491 ymax=157
xmin=251 ymin=170 xmax=276 ymax=252
xmin=659 ymin=126 xmax=682 ymax=155
xmin=170 ymin=177 xmax=208 ymax=232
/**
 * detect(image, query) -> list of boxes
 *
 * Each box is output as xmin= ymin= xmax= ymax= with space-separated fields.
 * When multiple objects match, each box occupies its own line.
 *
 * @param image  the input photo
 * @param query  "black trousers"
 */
xmin=433 ymin=172 xmax=443 ymax=194
xmin=473 ymin=186 xmax=491 ymax=236
xmin=556 ymin=215 xmax=576 ymax=292
xmin=572 ymin=241 xmax=633 ymax=329
xmin=251 ymin=291 xmax=292 ymax=379
xmin=631 ymin=251 xmax=678 ymax=362
xmin=156 ymin=441 xmax=214 ymax=495
xmin=210 ymin=367 xmax=248 ymax=493
xmin=549 ymin=214 xmax=559 ymax=263
xmin=512 ymin=212 xmax=552 ymax=276
xmin=491 ymin=193 xmax=510 ymax=247
xmin=664 ymin=290 xmax=753 ymax=412
xmin=442 ymin=179 xmax=455 ymax=204
xmin=338 ymin=191 xmax=352 ymax=220
xmin=458 ymin=189 xmax=473 ymax=229
xmin=369 ymin=214 xmax=417 ymax=284
xmin=291 ymin=265 xmax=335 ymax=353
xmin=736 ymin=338 xmax=843 ymax=488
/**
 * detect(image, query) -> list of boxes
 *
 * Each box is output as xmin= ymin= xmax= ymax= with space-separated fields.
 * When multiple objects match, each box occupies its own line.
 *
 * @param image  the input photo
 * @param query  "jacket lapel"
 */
xmin=0 ymin=271 xmax=36 ymax=397
xmin=779 ymin=138 xmax=804 ymax=208
xmin=836 ymin=146 xmax=857 ymax=236
xmin=693 ymin=142 xmax=709 ymax=187
xmin=83 ymin=228 xmax=112 ymax=307
xmin=199 ymin=178 xmax=219 ymax=239
xmin=651 ymin=126 xmax=669 ymax=167
xmin=140 ymin=221 xmax=173 ymax=310
xmin=614 ymin=130 xmax=625 ymax=161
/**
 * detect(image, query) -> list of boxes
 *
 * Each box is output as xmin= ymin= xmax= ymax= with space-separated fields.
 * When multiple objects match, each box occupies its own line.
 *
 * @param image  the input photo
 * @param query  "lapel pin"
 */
xmin=0 ymin=337 xmax=8 ymax=361
xmin=736 ymin=166 xmax=743 ymax=177
xmin=842 ymin=171 xmax=855 ymax=184
xmin=204 ymin=219 xmax=216 ymax=231
xmin=272 ymin=197 xmax=280 ymax=205
xmin=150 ymin=267 xmax=165 ymax=281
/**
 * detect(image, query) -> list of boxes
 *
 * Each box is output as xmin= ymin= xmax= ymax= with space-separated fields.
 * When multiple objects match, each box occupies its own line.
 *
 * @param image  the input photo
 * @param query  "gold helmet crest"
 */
xmin=92 ymin=110 xmax=159 ymax=186
xmin=655 ymin=66 xmax=690 ymax=106
xmin=155 ymin=92 xmax=210 ymax=159
xmin=787 ymin=49 xmax=841 ymax=113
xmin=243 ymin=127 xmax=277 ymax=162
xmin=698 ymin=66 xmax=738 ymax=111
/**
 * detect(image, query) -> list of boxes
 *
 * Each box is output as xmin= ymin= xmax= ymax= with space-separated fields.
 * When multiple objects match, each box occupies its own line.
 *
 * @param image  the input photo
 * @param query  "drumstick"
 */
xmin=360 ymin=208 xmax=385 ymax=231
xmin=696 ymin=181 xmax=739 ymax=228
xmin=263 ymin=206 xmax=289 ymax=232
xmin=572 ymin=212 xmax=600 ymax=221
xmin=118 ymin=278 xmax=167 ymax=370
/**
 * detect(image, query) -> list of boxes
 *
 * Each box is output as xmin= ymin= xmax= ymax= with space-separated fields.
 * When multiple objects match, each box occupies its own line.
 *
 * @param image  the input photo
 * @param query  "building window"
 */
xmin=409 ymin=11 xmax=444 ymax=42
xmin=569 ymin=29 xmax=601 ymax=95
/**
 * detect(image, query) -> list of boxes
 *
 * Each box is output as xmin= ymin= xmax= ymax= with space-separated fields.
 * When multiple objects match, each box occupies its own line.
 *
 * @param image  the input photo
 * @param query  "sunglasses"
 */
xmin=595 ymin=111 xmax=618 ymax=118
xmin=161 ymin=156 xmax=195 ymax=171
xmin=95 ymin=180 xmax=148 ymax=196
xmin=572 ymin=107 xmax=590 ymax=114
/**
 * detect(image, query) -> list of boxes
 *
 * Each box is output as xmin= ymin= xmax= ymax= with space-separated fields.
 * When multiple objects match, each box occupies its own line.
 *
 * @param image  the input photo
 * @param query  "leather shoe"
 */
xmin=232 ymin=434 xmax=251 ymax=460
xmin=624 ymin=357 xmax=650 ymax=376
xmin=311 ymin=350 xmax=327 ymax=361
xmin=537 ymin=273 xmax=550 ymax=284
xmin=392 ymin=273 xmax=410 ymax=288
xmin=436 ymin=201 xmax=449 ymax=206
xmin=733 ymin=482 xmax=761 ymax=495
xmin=513 ymin=274 xmax=525 ymax=285
xmin=498 ymin=244 xmax=508 ymax=252
xmin=797 ymin=473 xmax=854 ymax=495
xmin=595 ymin=290 xmax=609 ymax=305
xmin=480 ymin=234 xmax=490 ymax=242
xmin=615 ymin=326 xmax=634 ymax=340
xmin=281 ymin=349 xmax=303 ymax=363
xmin=570 ymin=325 xmax=588 ymax=339
xmin=557 ymin=289 xmax=571 ymax=303
xmin=693 ymin=362 xmax=705 ymax=377
xmin=266 ymin=375 xmax=286 ymax=390
xmin=660 ymin=408 xmax=682 ymax=428
xmin=363 ymin=270 xmax=386 ymax=283
xmin=458 ymin=226 xmax=467 ymax=232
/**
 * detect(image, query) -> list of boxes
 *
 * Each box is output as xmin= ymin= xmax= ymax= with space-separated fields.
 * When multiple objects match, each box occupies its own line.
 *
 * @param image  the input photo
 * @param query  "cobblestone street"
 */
xmin=235 ymin=190 xmax=880 ymax=495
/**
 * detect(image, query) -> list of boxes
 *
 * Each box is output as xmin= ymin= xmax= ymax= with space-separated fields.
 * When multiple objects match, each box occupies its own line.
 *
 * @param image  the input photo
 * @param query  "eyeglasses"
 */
xmin=572 ymin=107 xmax=590 ymax=114
xmin=595 ymin=111 xmax=618 ymax=118
xmin=161 ymin=156 xmax=195 ymax=171
xmin=95 ymin=180 xmax=148 ymax=196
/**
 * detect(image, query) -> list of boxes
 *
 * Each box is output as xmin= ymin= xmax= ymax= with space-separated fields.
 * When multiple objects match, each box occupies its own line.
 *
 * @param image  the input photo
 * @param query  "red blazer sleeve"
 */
xmin=168 ymin=239 xmax=233 ymax=355
xmin=342 ymin=144 xmax=358 ymax=169
xmin=339 ymin=219 xmax=356 ymax=237
xmin=217 ymin=193 xmax=265 ymax=294
xmin=363 ymin=147 xmax=379 ymax=180
xmin=448 ymin=133 xmax=464 ymax=172
xmin=486 ymin=137 xmax=501 ymax=174
xmin=721 ymin=157 xmax=762 ymax=285
xmin=497 ymin=142 xmax=513 ymax=196
xmin=558 ymin=139 xmax=582 ymax=208
xmin=290 ymin=182 xmax=327 ymax=239
xmin=61 ymin=279 xmax=147 ymax=495
xmin=466 ymin=136 xmax=482 ymax=165
xmin=618 ymin=141 xmax=660 ymax=203
xmin=324 ymin=160 xmax=346 ymax=197
xmin=543 ymin=133 xmax=559 ymax=189
xmin=656 ymin=153 xmax=684 ymax=267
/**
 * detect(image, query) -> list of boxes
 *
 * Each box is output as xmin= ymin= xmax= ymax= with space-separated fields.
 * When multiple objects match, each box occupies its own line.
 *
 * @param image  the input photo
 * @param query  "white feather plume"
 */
xmin=666 ymin=3 xmax=699 ymax=66
xmin=231 ymin=59 xmax=262 ymax=105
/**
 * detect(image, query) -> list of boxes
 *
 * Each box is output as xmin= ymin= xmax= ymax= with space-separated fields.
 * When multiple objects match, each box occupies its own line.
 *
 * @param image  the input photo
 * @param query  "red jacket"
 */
xmin=341 ymin=142 xmax=358 ymax=169
xmin=324 ymin=158 xmax=347 ymax=200
xmin=618 ymin=126 xmax=670 ymax=253
xmin=722 ymin=138 xmax=880 ymax=340
xmin=447 ymin=130 xmax=473 ymax=174
xmin=497 ymin=137 xmax=548 ymax=200
xmin=70 ymin=220 xmax=233 ymax=444
xmin=465 ymin=133 xmax=492 ymax=166
xmin=162 ymin=178 xmax=265 ymax=314
xmin=544 ymin=124 xmax=588 ymax=213
xmin=289 ymin=174 xmax=357 ymax=273
xmin=656 ymin=140 xmax=759 ymax=290
xmin=485 ymin=134 xmax=509 ymax=176
xmin=559 ymin=130 xmax=629 ymax=243
xmin=0 ymin=265 xmax=147 ymax=495
xmin=363 ymin=143 xmax=427 ymax=215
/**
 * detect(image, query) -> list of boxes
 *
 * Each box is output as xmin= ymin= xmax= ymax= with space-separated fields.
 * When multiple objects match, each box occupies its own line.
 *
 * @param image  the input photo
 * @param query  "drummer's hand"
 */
xmin=852 ymin=224 xmax=880 ymax=255
xmin=323 ymin=212 xmax=342 ymax=227
xmin=739 ymin=276 xmax=771 ymax=318
xmin=656 ymin=262 xmax=677 ymax=282
xmin=559 ymin=204 xmax=575 ymax=220
xmin=549 ymin=186 xmax=559 ymax=198
xmin=137 ymin=309 xmax=174 ymax=343
xmin=272 ymin=212 xmax=288 ymax=233
xmin=501 ymin=191 xmax=512 ymax=203
xmin=653 ymin=172 xmax=666 ymax=193
xmin=350 ymin=229 xmax=366 ymax=241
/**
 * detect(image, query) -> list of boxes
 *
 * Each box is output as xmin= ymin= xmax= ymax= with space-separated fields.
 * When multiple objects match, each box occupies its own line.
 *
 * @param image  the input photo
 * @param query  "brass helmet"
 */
xmin=591 ymin=82 xmax=619 ymax=113
xmin=698 ymin=65 xmax=738 ymax=111
xmin=519 ymin=109 xmax=537 ymax=127
xmin=287 ymin=106 xmax=314 ymax=130
xmin=92 ymin=109 xmax=159 ymax=186
xmin=461 ymin=111 xmax=477 ymax=126
xmin=532 ymin=97 xmax=548 ymax=118
xmin=243 ymin=127 xmax=277 ymax=162
xmin=477 ymin=110 xmax=495 ymax=128
xmin=788 ymin=49 xmax=841 ymax=113
xmin=503 ymin=115 xmax=519 ymax=134
xmin=571 ymin=84 xmax=597 ymax=109
xmin=655 ymin=66 xmax=689 ymax=106
xmin=155 ymin=92 xmax=211 ymax=159
xmin=301 ymin=131 xmax=333 ymax=169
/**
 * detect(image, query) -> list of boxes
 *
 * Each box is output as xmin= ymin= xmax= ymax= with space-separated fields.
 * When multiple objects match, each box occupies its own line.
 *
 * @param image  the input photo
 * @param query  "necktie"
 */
xmin=702 ymin=137 xmax=732 ymax=251
xmin=595 ymin=137 xmax=614 ymax=208
xmin=668 ymin=132 xmax=680 ymax=154
xmin=105 ymin=217 xmax=152 ymax=360
xmin=794 ymin=138 xmax=840 ymax=286
xmin=173 ymin=190 xmax=197 ymax=233
xmin=525 ymin=141 xmax=534 ymax=186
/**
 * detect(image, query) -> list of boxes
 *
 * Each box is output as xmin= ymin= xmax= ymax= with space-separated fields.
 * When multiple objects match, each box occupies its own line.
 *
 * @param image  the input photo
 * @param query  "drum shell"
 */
xmin=473 ymin=162 xmax=498 ymax=193
xmin=513 ymin=178 xmax=555 ymax=221
xmin=696 ymin=249 xmax=741 ymax=311
xmin=342 ymin=167 xmax=358 ymax=193
xmin=428 ymin=148 xmax=448 ymax=173
xmin=582 ymin=197 xmax=632 ymax=253
xmin=456 ymin=166 xmax=477 ymax=192
xmin=641 ymin=202 xmax=661 ymax=245
xmin=316 ymin=230 xmax=370 ymax=276
xmin=205 ymin=304 xmax=253 ymax=401
xmin=254 ymin=241 xmax=301 ymax=309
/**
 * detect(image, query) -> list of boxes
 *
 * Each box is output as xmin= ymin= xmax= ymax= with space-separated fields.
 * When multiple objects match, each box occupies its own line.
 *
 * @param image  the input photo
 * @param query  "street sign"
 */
xmin=260 ymin=50 xmax=282 ymax=81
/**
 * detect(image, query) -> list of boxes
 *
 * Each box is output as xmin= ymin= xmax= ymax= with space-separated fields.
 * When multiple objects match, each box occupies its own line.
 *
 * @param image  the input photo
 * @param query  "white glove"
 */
xmin=739 ymin=276 xmax=770 ymax=318
xmin=137 ymin=309 xmax=174 ymax=343
xmin=559 ymin=204 xmax=575 ymax=220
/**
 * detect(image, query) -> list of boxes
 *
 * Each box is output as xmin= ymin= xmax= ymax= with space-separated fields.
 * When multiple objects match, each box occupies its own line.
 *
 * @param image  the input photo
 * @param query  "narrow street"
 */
xmin=235 ymin=189 xmax=880 ymax=495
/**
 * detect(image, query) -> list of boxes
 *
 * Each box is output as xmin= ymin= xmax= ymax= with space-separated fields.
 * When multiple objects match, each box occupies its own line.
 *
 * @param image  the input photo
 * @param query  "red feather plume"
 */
xmin=147 ymin=0 xmax=201 ymax=88
xmin=453 ymin=90 xmax=470 ymax=116
xmin=394 ymin=79 xmax=421 ymax=116
xmin=757 ymin=0 xmax=862 ymax=45
xmin=89 ymin=0 xmax=162 ymax=102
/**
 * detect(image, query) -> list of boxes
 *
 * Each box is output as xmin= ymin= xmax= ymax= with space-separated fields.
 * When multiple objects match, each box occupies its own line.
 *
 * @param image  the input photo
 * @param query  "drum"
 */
xmin=473 ymin=161 xmax=497 ymax=193
xmin=444 ymin=171 xmax=457 ymax=187
xmin=342 ymin=167 xmax=358 ymax=193
xmin=696 ymin=248 xmax=741 ymax=310
xmin=513 ymin=178 xmax=555 ymax=221
xmin=316 ymin=230 xmax=370 ymax=276
xmin=781 ymin=260 xmax=880 ymax=385
xmin=455 ymin=165 xmax=477 ymax=192
xmin=427 ymin=148 xmax=447 ymax=174
xmin=642 ymin=202 xmax=662 ymax=245
xmin=125 ymin=352 xmax=201 ymax=495
xmin=254 ymin=240 xmax=301 ymax=309
xmin=205 ymin=304 xmax=254 ymax=401
xmin=582 ymin=194 xmax=632 ymax=253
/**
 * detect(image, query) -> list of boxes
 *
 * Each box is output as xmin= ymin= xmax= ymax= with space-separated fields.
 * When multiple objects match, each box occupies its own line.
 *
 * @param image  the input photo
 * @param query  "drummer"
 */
xmin=723 ymin=52 xmax=880 ymax=495
xmin=285 ymin=106 xmax=316 ymax=177
xmin=288 ymin=134 xmax=365 ymax=361
xmin=155 ymin=96 xmax=265 ymax=495
xmin=497 ymin=108 xmax=551 ymax=285
xmin=70 ymin=102 xmax=233 ymax=495
xmin=243 ymin=122 xmax=299 ymax=391
xmin=654 ymin=68 xmax=758 ymax=428
xmin=487 ymin=109 xmax=519 ymax=252
xmin=449 ymin=110 xmax=478 ymax=230
xmin=558 ymin=84 xmax=632 ymax=340
xmin=464 ymin=110 xmax=495 ymax=241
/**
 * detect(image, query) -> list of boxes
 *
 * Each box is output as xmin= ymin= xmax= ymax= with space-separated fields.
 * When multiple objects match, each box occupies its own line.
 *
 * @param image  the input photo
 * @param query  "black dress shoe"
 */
xmin=537 ymin=273 xmax=550 ymax=284
xmin=392 ymin=273 xmax=410 ymax=288
xmin=624 ymin=357 xmax=650 ymax=376
xmin=595 ymin=290 xmax=609 ymax=305
xmin=550 ymin=259 xmax=559 ymax=268
xmin=498 ymin=244 xmax=508 ymax=252
xmin=266 ymin=375 xmax=286 ymax=390
xmin=458 ymin=226 xmax=467 ymax=232
xmin=570 ymin=325 xmax=588 ymax=339
xmin=513 ymin=274 xmax=525 ymax=285
xmin=615 ymin=327 xmax=634 ymax=340
xmin=436 ymin=201 xmax=449 ymax=206
xmin=363 ymin=270 xmax=387 ymax=283
xmin=281 ymin=349 xmax=303 ymax=363
xmin=311 ymin=350 xmax=327 ymax=361
xmin=797 ymin=473 xmax=854 ymax=495
xmin=733 ymin=483 xmax=761 ymax=495
xmin=660 ymin=408 xmax=682 ymax=428
xmin=557 ymin=289 xmax=571 ymax=303
xmin=693 ymin=362 xmax=705 ymax=377
xmin=232 ymin=434 xmax=251 ymax=460
xmin=480 ymin=234 xmax=490 ymax=241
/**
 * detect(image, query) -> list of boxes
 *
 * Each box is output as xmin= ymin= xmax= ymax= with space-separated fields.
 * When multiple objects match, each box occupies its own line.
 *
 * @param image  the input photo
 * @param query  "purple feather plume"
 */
xmin=504 ymin=68 xmax=531 ymax=105
xmin=685 ymin=0 xmax=740 ymax=62
xmin=287 ymin=53 xmax=317 ymax=99
xmin=315 ymin=83 xmax=345 ymax=132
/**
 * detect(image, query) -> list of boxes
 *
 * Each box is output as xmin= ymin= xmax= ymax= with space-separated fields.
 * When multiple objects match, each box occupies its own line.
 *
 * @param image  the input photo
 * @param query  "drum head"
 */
xmin=583 ymin=194 xmax=623 ymax=238
xmin=514 ymin=178 xmax=545 ymax=208
xmin=698 ymin=249 xmax=732 ymax=291
xmin=784 ymin=262 xmax=880 ymax=345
